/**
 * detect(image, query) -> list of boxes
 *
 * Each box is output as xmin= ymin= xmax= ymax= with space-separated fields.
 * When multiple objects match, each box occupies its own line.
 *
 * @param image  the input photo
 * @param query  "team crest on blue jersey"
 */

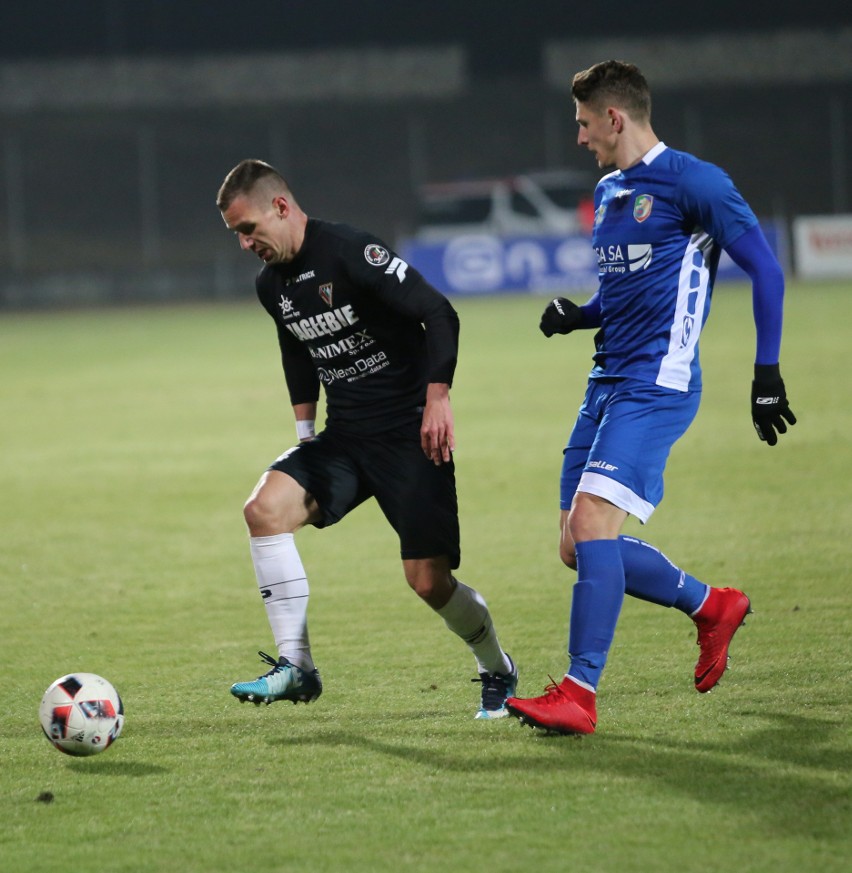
xmin=364 ymin=244 xmax=390 ymax=266
xmin=633 ymin=195 xmax=653 ymax=222
xmin=594 ymin=204 xmax=607 ymax=227
xmin=318 ymin=283 xmax=333 ymax=307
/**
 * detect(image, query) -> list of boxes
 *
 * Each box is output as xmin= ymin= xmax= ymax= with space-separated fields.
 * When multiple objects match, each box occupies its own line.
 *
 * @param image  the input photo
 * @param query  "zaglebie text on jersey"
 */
xmin=284 ymin=304 xmax=359 ymax=341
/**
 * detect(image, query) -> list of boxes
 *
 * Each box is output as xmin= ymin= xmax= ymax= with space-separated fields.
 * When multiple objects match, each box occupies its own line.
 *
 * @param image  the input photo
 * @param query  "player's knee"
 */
xmin=559 ymin=511 xmax=577 ymax=569
xmin=243 ymin=492 xmax=291 ymax=535
xmin=566 ymin=508 xmax=593 ymax=544
xmin=567 ymin=492 xmax=622 ymax=543
xmin=243 ymin=472 xmax=314 ymax=535
xmin=560 ymin=540 xmax=578 ymax=570
xmin=243 ymin=493 xmax=271 ymax=533
xmin=404 ymin=558 xmax=453 ymax=608
xmin=405 ymin=566 xmax=434 ymax=599
xmin=406 ymin=574 xmax=430 ymax=600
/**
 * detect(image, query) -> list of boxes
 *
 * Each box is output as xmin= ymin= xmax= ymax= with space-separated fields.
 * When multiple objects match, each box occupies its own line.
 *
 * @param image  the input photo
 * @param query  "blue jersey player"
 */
xmin=506 ymin=60 xmax=796 ymax=735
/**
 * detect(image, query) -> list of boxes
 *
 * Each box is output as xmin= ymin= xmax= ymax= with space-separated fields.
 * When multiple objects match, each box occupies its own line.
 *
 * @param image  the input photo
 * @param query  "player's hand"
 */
xmin=421 ymin=383 xmax=455 ymax=465
xmin=751 ymin=364 xmax=796 ymax=446
xmin=540 ymin=297 xmax=583 ymax=337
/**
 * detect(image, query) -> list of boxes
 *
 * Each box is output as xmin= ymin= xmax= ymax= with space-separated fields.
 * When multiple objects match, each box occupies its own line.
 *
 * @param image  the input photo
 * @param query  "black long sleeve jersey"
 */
xmin=256 ymin=219 xmax=460 ymax=436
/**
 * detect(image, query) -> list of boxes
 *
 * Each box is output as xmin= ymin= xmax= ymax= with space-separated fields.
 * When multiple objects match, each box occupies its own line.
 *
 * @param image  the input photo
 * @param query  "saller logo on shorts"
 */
xmin=588 ymin=459 xmax=619 ymax=472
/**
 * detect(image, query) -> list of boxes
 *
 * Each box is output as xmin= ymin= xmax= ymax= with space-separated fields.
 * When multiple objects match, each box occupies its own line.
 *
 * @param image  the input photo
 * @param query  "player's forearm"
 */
xmin=422 ymin=298 xmax=459 ymax=386
xmin=580 ymin=291 xmax=602 ymax=328
xmin=425 ymin=382 xmax=450 ymax=404
xmin=725 ymin=225 xmax=784 ymax=364
xmin=389 ymin=274 xmax=459 ymax=385
xmin=279 ymin=322 xmax=321 ymax=404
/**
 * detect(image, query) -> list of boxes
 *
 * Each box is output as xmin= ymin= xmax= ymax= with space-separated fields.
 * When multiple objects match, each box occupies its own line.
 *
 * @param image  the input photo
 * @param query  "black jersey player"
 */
xmin=216 ymin=160 xmax=516 ymax=719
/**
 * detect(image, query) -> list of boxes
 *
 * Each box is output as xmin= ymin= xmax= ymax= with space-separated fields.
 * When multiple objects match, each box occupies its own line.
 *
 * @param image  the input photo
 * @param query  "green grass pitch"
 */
xmin=1 ymin=281 xmax=849 ymax=872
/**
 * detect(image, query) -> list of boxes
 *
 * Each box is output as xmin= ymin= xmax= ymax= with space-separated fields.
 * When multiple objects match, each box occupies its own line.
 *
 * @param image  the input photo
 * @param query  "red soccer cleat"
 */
xmin=693 ymin=587 xmax=752 ymax=692
xmin=505 ymin=676 xmax=597 ymax=735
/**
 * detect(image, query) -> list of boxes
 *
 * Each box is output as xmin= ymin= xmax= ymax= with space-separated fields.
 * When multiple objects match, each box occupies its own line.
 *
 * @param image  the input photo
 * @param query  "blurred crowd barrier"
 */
xmin=400 ymin=222 xmax=789 ymax=296
xmin=1 ymin=30 xmax=849 ymax=307
xmin=793 ymin=215 xmax=852 ymax=279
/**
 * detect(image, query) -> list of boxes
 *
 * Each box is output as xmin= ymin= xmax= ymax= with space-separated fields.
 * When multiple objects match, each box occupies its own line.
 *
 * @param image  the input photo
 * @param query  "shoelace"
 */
xmin=472 ymin=671 xmax=513 ymax=709
xmin=538 ymin=676 xmax=568 ymax=702
xmin=255 ymin=650 xmax=286 ymax=677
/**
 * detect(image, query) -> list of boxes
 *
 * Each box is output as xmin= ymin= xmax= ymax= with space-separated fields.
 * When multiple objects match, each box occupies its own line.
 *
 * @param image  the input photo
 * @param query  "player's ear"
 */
xmin=607 ymin=107 xmax=623 ymax=133
xmin=273 ymin=195 xmax=290 ymax=218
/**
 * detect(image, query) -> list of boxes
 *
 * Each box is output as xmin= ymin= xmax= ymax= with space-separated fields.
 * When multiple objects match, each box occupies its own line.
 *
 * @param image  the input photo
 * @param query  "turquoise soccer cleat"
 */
xmin=230 ymin=651 xmax=323 ymax=706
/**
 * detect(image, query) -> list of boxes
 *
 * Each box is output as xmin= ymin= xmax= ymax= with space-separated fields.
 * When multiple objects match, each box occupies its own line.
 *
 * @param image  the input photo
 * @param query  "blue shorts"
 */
xmin=560 ymin=378 xmax=701 ymax=522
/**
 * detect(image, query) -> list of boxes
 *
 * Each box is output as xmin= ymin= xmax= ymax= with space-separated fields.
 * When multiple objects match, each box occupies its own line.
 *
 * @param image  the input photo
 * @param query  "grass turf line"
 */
xmin=0 ymin=282 xmax=849 ymax=872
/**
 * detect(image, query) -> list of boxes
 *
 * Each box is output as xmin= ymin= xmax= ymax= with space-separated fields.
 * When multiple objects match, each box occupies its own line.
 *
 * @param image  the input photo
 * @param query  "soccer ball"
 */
xmin=38 ymin=673 xmax=124 ymax=757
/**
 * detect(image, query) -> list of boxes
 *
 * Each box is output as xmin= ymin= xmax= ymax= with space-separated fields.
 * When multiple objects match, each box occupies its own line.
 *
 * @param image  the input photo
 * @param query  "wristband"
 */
xmin=296 ymin=420 xmax=316 ymax=441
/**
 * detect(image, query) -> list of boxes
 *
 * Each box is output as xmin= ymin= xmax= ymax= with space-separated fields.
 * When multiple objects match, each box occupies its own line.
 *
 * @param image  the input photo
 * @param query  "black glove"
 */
xmin=751 ymin=363 xmax=796 ymax=446
xmin=539 ymin=297 xmax=583 ymax=337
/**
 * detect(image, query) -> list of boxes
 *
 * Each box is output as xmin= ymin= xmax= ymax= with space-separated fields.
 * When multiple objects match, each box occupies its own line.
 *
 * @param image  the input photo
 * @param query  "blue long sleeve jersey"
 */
xmin=578 ymin=142 xmax=784 ymax=391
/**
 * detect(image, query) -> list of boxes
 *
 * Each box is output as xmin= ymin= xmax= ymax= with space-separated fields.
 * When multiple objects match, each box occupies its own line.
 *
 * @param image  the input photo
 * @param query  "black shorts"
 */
xmin=269 ymin=424 xmax=461 ymax=568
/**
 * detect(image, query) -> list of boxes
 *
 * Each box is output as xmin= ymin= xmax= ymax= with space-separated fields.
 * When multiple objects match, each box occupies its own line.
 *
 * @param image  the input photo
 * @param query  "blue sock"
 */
xmin=619 ymin=535 xmax=708 ymax=614
xmin=568 ymin=539 xmax=625 ymax=690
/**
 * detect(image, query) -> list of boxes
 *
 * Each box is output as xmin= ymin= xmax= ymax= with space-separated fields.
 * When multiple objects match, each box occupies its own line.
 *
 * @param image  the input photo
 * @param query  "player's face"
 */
xmin=221 ymin=193 xmax=295 ymax=264
xmin=575 ymin=102 xmax=618 ymax=169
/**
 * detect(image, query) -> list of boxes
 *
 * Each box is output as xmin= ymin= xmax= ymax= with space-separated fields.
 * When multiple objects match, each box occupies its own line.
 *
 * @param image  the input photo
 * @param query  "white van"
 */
xmin=413 ymin=169 xmax=595 ymax=241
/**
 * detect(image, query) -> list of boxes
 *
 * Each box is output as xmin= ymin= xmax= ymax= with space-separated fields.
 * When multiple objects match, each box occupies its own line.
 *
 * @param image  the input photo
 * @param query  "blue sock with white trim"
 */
xmin=567 ymin=539 xmax=625 ymax=690
xmin=619 ymin=535 xmax=708 ymax=614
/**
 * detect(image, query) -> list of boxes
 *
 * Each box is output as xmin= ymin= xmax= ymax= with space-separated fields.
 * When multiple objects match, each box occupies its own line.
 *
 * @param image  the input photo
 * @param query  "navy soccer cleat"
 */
xmin=472 ymin=655 xmax=518 ymax=720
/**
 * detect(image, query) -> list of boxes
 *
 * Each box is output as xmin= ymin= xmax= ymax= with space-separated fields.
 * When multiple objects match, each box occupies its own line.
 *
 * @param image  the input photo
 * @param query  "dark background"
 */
xmin=1 ymin=2 xmax=850 ymax=305
xmin=1 ymin=2 xmax=841 ymax=71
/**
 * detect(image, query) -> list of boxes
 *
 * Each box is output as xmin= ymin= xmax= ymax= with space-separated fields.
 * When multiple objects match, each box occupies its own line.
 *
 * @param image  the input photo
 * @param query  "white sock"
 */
xmin=564 ymin=674 xmax=596 ymax=694
xmin=249 ymin=533 xmax=313 ymax=672
xmin=437 ymin=579 xmax=511 ymax=675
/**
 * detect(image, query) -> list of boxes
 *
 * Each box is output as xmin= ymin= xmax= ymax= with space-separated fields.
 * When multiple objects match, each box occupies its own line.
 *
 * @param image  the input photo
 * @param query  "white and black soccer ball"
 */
xmin=39 ymin=673 xmax=124 ymax=757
